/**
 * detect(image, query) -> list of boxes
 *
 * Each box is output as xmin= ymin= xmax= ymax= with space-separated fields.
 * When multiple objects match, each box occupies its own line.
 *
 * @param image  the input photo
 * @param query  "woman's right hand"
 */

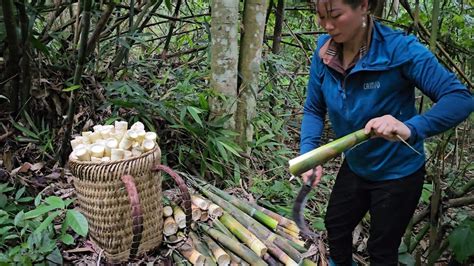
xmin=301 ymin=165 xmax=323 ymax=187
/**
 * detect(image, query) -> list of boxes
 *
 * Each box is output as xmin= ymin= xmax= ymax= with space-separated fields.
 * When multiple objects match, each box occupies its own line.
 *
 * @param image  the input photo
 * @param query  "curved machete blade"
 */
xmin=292 ymin=173 xmax=320 ymax=240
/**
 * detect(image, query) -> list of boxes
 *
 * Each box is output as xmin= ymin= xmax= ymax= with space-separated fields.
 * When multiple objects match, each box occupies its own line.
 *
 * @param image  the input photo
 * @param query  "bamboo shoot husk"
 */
xmin=219 ymin=213 xmax=268 ymax=257
xmin=275 ymin=226 xmax=305 ymax=247
xmin=199 ymin=188 xmax=303 ymax=263
xmin=163 ymin=205 xmax=173 ymax=217
xmin=202 ymin=234 xmax=231 ymax=266
xmin=173 ymin=252 xmax=191 ymax=266
xmin=173 ymin=205 xmax=186 ymax=229
xmin=206 ymin=185 xmax=278 ymax=230
xmin=199 ymin=223 xmax=267 ymax=266
xmin=192 ymin=194 xmax=210 ymax=210
xmin=288 ymin=129 xmax=370 ymax=176
xmin=179 ymin=248 xmax=206 ymax=266
xmin=189 ymin=231 xmax=217 ymax=266
xmin=250 ymin=203 xmax=300 ymax=235
xmin=212 ymin=219 xmax=239 ymax=241
xmin=163 ymin=216 xmax=178 ymax=236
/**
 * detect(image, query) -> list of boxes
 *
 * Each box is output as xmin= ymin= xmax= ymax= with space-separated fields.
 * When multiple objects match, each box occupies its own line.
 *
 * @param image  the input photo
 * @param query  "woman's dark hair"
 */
xmin=344 ymin=0 xmax=379 ymax=13
xmin=310 ymin=0 xmax=380 ymax=14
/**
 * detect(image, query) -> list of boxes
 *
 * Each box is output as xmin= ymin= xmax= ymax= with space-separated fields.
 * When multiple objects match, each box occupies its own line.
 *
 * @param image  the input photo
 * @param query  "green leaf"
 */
xmin=10 ymin=120 xmax=39 ymax=139
xmin=45 ymin=196 xmax=65 ymax=209
xmin=24 ymin=204 xmax=56 ymax=219
xmin=255 ymin=134 xmax=275 ymax=147
xmin=187 ymin=106 xmax=203 ymax=127
xmin=60 ymin=233 xmax=75 ymax=245
xmin=63 ymin=84 xmax=81 ymax=92
xmin=218 ymin=141 xmax=242 ymax=157
xmin=0 ymin=226 xmax=14 ymax=235
xmin=311 ymin=217 xmax=326 ymax=231
xmin=65 ymin=210 xmax=88 ymax=237
xmin=14 ymin=211 xmax=24 ymax=226
xmin=34 ymin=210 xmax=61 ymax=234
xmin=448 ymin=218 xmax=474 ymax=263
xmin=215 ymin=141 xmax=228 ymax=162
xmin=15 ymin=187 xmax=26 ymax=201
xmin=398 ymin=252 xmax=415 ymax=266
xmin=34 ymin=193 xmax=42 ymax=206
xmin=165 ymin=0 xmax=172 ymax=11
xmin=16 ymin=197 xmax=34 ymax=203
xmin=46 ymin=248 xmax=63 ymax=265
xmin=0 ymin=193 xmax=6 ymax=208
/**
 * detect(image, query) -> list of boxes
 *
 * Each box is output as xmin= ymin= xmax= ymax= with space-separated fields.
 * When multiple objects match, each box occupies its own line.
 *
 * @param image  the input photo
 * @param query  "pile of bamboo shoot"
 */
xmin=68 ymin=121 xmax=158 ymax=162
xmin=163 ymin=182 xmax=318 ymax=266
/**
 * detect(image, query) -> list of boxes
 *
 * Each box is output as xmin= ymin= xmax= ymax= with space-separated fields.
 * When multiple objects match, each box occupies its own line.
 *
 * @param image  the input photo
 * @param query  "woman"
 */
xmin=300 ymin=0 xmax=473 ymax=265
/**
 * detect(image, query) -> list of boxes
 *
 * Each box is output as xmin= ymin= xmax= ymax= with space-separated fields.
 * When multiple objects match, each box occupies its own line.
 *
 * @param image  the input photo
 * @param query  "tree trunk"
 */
xmin=18 ymin=0 xmax=31 ymax=109
xmin=209 ymin=0 xmax=239 ymax=128
xmin=1 ymin=0 xmax=20 ymax=113
xmin=59 ymin=0 xmax=93 ymax=165
xmin=236 ymin=0 xmax=268 ymax=148
xmin=272 ymin=0 xmax=284 ymax=54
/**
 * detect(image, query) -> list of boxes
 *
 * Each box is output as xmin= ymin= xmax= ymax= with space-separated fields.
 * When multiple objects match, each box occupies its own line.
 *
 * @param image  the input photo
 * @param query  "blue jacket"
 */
xmin=301 ymin=21 xmax=473 ymax=180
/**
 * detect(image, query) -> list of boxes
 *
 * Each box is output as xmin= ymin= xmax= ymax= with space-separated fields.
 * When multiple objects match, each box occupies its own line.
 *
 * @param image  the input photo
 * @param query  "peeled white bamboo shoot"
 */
xmin=136 ymin=129 xmax=146 ymax=142
xmin=119 ymin=136 xmax=133 ymax=150
xmin=88 ymin=131 xmax=101 ymax=143
xmin=131 ymin=121 xmax=145 ymax=131
xmin=142 ymin=139 xmax=155 ymax=152
xmin=114 ymin=121 xmax=128 ymax=133
xmin=81 ymin=131 xmax=92 ymax=137
xmin=123 ymin=150 xmax=132 ymax=159
xmin=70 ymin=138 xmax=83 ymax=150
xmin=90 ymin=144 xmax=105 ymax=158
xmin=90 ymin=156 xmax=102 ymax=163
xmin=145 ymin=131 xmax=157 ymax=142
xmin=111 ymin=149 xmax=124 ymax=161
xmin=163 ymin=206 xmax=173 ymax=217
xmin=75 ymin=147 xmax=91 ymax=161
xmin=101 ymin=157 xmax=111 ymax=162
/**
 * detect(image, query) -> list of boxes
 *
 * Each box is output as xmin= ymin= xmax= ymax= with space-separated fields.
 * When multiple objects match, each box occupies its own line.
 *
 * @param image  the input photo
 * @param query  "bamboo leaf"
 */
xmin=187 ymin=106 xmax=203 ymax=127
xmin=63 ymin=85 xmax=81 ymax=92
xmin=218 ymin=141 xmax=242 ymax=157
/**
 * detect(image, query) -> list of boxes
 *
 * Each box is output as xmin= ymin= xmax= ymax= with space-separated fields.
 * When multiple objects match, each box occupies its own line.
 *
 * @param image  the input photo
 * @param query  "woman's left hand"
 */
xmin=364 ymin=115 xmax=411 ymax=141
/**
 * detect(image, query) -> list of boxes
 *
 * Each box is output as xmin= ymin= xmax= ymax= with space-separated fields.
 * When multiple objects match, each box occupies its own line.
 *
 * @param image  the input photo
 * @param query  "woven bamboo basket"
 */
xmin=69 ymin=146 xmax=192 ymax=263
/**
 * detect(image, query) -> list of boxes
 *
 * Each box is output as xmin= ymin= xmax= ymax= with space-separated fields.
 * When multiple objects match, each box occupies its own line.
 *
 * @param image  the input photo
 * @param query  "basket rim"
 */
xmin=69 ymin=146 xmax=159 ymax=166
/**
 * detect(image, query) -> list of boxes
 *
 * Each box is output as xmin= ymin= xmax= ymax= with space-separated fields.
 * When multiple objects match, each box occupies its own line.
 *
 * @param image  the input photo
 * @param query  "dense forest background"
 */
xmin=0 ymin=0 xmax=472 ymax=264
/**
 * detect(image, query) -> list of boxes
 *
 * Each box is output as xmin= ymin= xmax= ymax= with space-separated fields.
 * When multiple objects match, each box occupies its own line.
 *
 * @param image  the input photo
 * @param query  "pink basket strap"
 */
xmin=121 ymin=174 xmax=143 ymax=260
xmin=152 ymin=164 xmax=192 ymax=228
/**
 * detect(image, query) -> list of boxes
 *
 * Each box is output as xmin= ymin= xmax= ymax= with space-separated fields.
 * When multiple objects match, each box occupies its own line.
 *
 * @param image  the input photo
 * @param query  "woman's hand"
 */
xmin=364 ymin=115 xmax=411 ymax=141
xmin=301 ymin=165 xmax=323 ymax=187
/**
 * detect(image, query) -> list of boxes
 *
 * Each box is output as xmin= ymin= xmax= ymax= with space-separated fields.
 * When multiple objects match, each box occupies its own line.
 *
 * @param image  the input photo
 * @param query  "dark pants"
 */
xmin=325 ymin=161 xmax=425 ymax=266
